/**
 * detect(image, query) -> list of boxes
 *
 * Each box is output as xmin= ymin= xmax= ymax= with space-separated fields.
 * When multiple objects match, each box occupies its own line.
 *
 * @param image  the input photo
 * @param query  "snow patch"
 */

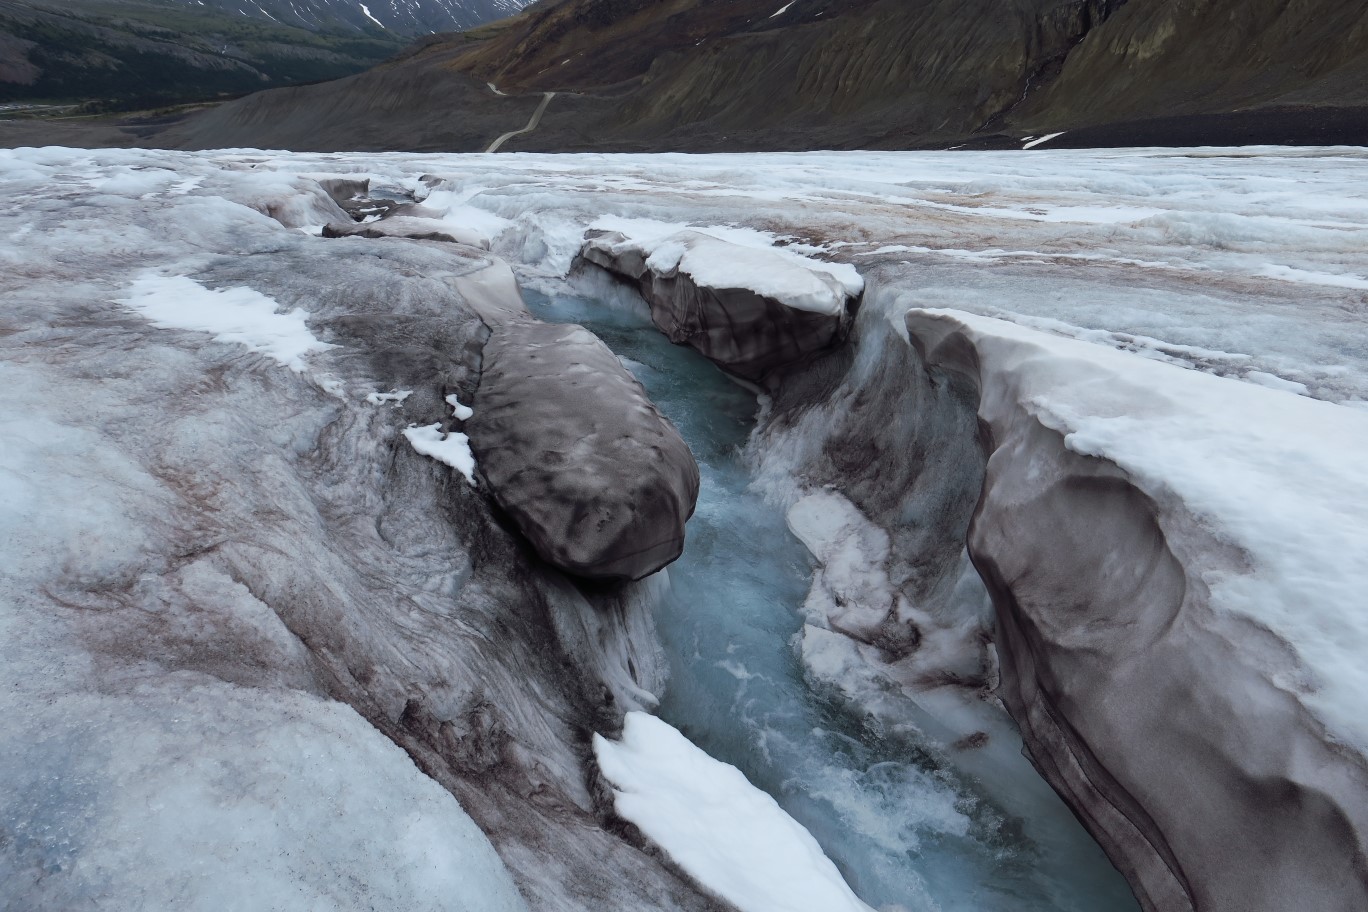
xmin=445 ymin=394 xmax=474 ymax=421
xmin=1258 ymin=264 xmax=1368 ymax=291
xmin=417 ymin=189 xmax=515 ymax=245
xmin=1023 ymin=132 xmax=1066 ymax=150
xmin=1244 ymin=371 xmax=1310 ymax=395
xmin=366 ymin=389 xmax=413 ymax=406
xmin=589 ymin=215 xmax=864 ymax=298
xmin=358 ymin=3 xmax=384 ymax=27
xmin=593 ymin=712 xmax=874 ymax=912
xmin=119 ymin=273 xmax=335 ymax=373
xmin=403 ymin=423 xmax=477 ymax=485
xmin=585 ymin=228 xmax=860 ymax=316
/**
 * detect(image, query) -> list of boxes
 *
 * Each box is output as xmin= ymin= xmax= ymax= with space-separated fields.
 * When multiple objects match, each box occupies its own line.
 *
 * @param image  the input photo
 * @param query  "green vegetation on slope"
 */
xmin=0 ymin=0 xmax=406 ymax=110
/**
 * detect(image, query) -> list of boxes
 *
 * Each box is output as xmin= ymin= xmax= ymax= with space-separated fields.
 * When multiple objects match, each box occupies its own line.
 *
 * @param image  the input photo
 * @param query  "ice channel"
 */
xmin=524 ymin=288 xmax=1139 ymax=912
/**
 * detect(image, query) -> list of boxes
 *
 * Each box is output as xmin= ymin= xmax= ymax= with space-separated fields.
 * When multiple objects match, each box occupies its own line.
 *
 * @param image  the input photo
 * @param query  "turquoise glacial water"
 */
xmin=524 ymin=287 xmax=1138 ymax=912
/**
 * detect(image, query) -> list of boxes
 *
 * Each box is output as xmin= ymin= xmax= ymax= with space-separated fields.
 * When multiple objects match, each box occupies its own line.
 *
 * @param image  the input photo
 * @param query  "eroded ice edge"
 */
xmin=2 ymin=144 xmax=1366 ymax=911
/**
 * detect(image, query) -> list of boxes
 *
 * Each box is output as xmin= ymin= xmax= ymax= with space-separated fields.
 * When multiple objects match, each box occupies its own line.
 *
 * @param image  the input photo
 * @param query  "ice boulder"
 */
xmin=466 ymin=317 xmax=700 ymax=581
xmin=579 ymin=229 xmax=860 ymax=387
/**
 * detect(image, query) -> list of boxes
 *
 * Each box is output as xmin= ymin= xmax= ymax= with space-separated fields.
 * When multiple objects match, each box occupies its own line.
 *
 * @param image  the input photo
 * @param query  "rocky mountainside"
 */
xmin=162 ymin=0 xmax=532 ymax=36
xmin=0 ymin=0 xmax=529 ymax=111
xmin=0 ymin=0 xmax=405 ymax=109
xmin=141 ymin=0 xmax=1368 ymax=152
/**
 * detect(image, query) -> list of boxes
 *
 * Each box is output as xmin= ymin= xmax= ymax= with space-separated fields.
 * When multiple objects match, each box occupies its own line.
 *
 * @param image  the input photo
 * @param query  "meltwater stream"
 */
xmin=525 ymin=289 xmax=1139 ymax=912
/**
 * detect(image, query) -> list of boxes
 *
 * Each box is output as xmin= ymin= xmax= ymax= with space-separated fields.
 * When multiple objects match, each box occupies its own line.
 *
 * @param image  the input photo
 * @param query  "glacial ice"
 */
xmin=3 ymin=143 xmax=1367 ymax=912
xmin=904 ymin=307 xmax=1368 ymax=751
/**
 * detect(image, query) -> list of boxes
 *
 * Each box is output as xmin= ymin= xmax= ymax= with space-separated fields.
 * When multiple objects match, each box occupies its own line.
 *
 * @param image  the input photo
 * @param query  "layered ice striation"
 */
xmin=0 ymin=148 xmax=721 ymax=912
xmin=902 ymin=306 xmax=1368 ymax=911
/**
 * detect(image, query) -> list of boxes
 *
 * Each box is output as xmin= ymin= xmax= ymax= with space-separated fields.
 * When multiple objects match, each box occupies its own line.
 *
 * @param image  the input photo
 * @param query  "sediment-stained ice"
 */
xmin=3 ymin=143 xmax=1367 ymax=912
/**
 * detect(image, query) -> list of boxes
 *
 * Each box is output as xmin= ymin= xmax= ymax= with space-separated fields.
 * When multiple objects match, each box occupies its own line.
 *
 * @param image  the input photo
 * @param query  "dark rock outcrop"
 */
xmin=467 ymin=313 xmax=700 ymax=582
xmin=580 ymin=229 xmax=858 ymax=388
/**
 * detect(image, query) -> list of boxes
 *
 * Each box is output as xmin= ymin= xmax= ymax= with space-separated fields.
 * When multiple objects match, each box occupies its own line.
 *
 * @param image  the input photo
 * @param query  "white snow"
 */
xmin=358 ymin=2 xmax=385 ymax=27
xmin=119 ymin=273 xmax=335 ymax=373
xmin=770 ymin=0 xmax=797 ymax=17
xmin=415 ymin=188 xmax=515 ymax=245
xmin=1257 ymin=263 xmax=1368 ymax=290
xmin=585 ymin=228 xmax=858 ymax=315
xmin=404 ymin=423 xmax=478 ymax=484
xmin=446 ymin=393 xmax=474 ymax=420
xmin=593 ymin=712 xmax=875 ymax=912
xmin=588 ymin=215 xmax=864 ymax=299
xmin=1023 ymin=132 xmax=1066 ymax=150
xmin=646 ymin=232 xmax=851 ymax=314
xmin=1244 ymin=370 xmax=1310 ymax=395
xmin=367 ymin=388 xmax=413 ymax=405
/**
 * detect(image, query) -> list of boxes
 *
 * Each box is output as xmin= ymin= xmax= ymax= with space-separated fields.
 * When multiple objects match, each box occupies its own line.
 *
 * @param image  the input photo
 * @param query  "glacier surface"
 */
xmin=3 ymin=144 xmax=1367 ymax=912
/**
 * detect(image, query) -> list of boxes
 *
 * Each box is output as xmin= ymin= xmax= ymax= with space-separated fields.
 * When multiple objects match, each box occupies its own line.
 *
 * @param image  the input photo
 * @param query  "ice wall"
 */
xmin=746 ymin=282 xmax=1140 ymax=908
xmin=904 ymin=307 xmax=1368 ymax=912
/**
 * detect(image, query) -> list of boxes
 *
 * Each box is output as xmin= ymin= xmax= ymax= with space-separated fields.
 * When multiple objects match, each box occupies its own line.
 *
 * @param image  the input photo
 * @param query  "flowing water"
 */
xmin=524 ymin=288 xmax=1139 ymax=912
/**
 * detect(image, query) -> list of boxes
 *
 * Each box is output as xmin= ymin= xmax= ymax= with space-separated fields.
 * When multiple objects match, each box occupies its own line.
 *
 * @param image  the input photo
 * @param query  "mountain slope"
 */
xmin=161 ymin=0 xmax=1137 ymax=151
xmin=0 ymin=0 xmax=536 ymax=110
xmin=156 ymin=0 xmax=533 ymax=37
xmin=9 ymin=0 xmax=1368 ymax=149
xmin=0 ymin=0 xmax=408 ymax=108
xmin=1010 ymin=0 xmax=1368 ymax=131
xmin=447 ymin=0 xmax=1368 ymax=147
